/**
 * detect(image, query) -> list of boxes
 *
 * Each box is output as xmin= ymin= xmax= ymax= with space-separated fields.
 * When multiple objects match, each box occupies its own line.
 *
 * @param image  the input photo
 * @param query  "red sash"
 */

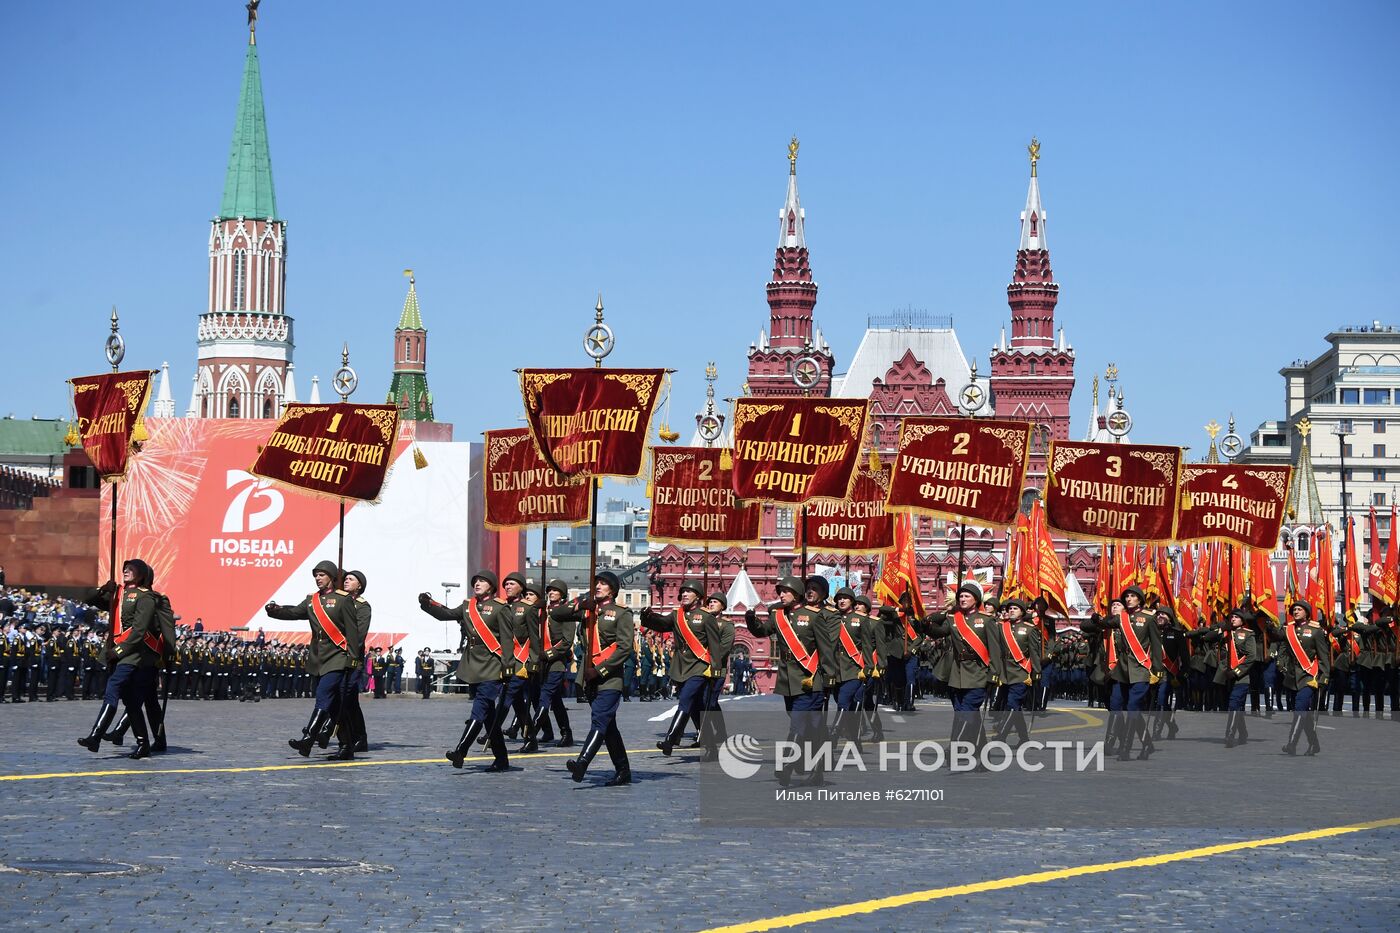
xmin=309 ymin=594 xmax=349 ymax=652
xmin=589 ymin=602 xmax=620 ymax=666
xmin=1118 ymin=611 xmax=1151 ymax=669
xmin=1286 ymin=625 xmax=1319 ymax=678
xmin=466 ymin=598 xmax=503 ymax=656
xmin=902 ymin=613 xmax=918 ymax=643
xmin=672 ymin=608 xmax=711 ymax=664
xmin=1227 ymin=630 xmax=1243 ymax=671
xmin=773 ymin=608 xmax=819 ymax=674
xmin=1001 ymin=621 xmax=1031 ymax=674
xmin=953 ymin=612 xmax=990 ymax=666
xmin=1161 ymin=651 xmax=1180 ymax=676
xmin=838 ymin=619 xmax=866 ymax=669
xmin=541 ymin=611 xmax=554 ymax=653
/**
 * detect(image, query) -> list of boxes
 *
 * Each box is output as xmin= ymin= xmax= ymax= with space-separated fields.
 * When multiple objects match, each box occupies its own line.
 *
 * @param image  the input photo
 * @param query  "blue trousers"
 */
xmin=1109 ymin=680 xmax=1150 ymax=711
xmin=950 ymin=686 xmax=987 ymax=712
xmin=315 ymin=669 xmax=348 ymax=713
xmin=1003 ymin=682 xmax=1029 ymax=711
xmin=675 ymin=676 xmax=708 ymax=724
xmin=789 ymin=689 xmax=825 ymax=741
xmin=1293 ymin=685 xmax=1317 ymax=713
xmin=1227 ymin=680 xmax=1250 ymax=712
xmin=703 ymin=675 xmax=725 ymax=710
xmin=589 ymin=687 xmax=622 ymax=733
xmin=538 ymin=670 xmax=570 ymax=724
xmin=104 ymin=662 xmax=154 ymax=709
xmin=836 ymin=678 xmax=863 ymax=711
xmin=470 ymin=680 xmax=503 ymax=724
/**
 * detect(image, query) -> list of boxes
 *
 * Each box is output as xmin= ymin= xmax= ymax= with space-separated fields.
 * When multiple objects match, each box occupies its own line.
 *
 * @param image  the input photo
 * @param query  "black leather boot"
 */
xmin=126 ymin=709 xmax=151 ymax=760
xmin=104 ymin=710 xmax=130 ymax=746
xmin=1282 ymin=714 xmax=1303 ymax=755
xmin=555 ymin=728 xmax=574 ymax=748
xmin=566 ymin=728 xmax=605 ymax=782
xmin=656 ymin=708 xmax=686 ymax=757
xmin=290 ymin=709 xmax=329 ymax=757
xmin=447 ymin=720 xmax=484 ymax=769
xmin=78 ymin=702 xmax=119 ymax=752
xmin=603 ymin=728 xmax=631 ymax=786
xmin=1224 ymin=712 xmax=1238 ymax=749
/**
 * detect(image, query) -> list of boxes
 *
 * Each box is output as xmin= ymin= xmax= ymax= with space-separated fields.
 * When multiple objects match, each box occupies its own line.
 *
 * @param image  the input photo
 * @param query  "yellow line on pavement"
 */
xmin=697 ymin=816 xmax=1400 ymax=933
xmin=0 ymin=709 xmax=1105 ymax=783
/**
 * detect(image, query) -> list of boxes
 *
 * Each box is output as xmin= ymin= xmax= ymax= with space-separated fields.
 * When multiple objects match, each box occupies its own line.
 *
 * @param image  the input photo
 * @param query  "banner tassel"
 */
xmin=719 ymin=447 xmax=733 ymax=471
xmin=413 ymin=445 xmax=429 ymax=470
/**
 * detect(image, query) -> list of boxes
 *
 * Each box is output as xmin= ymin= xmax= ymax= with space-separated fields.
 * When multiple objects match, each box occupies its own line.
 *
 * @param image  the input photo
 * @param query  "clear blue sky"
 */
xmin=3 ymin=1 xmax=1397 ymax=463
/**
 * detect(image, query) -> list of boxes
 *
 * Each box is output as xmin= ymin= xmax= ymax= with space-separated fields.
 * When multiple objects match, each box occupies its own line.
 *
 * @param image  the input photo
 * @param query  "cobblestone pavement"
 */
xmin=0 ymin=694 xmax=1396 ymax=931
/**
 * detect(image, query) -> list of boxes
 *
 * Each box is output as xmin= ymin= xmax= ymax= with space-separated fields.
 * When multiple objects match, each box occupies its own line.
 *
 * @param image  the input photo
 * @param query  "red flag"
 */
xmin=1092 ymin=543 xmax=1112 ymax=617
xmin=1249 ymin=548 xmax=1278 ymax=622
xmin=1315 ymin=527 xmax=1335 ymax=624
xmin=1228 ymin=544 xmax=1247 ymax=609
xmin=1367 ymin=507 xmax=1386 ymax=604
xmin=1344 ymin=517 xmax=1361 ymax=622
xmin=1114 ymin=541 xmax=1138 ymax=595
xmin=1177 ymin=546 xmax=1200 ymax=629
xmin=875 ymin=513 xmax=924 ymax=618
xmin=1385 ymin=505 xmax=1399 ymax=606
xmin=1032 ymin=499 xmax=1070 ymax=616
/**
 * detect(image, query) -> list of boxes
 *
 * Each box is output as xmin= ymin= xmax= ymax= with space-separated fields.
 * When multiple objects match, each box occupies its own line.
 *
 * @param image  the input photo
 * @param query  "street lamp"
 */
xmin=1334 ymin=421 xmax=1354 ymax=622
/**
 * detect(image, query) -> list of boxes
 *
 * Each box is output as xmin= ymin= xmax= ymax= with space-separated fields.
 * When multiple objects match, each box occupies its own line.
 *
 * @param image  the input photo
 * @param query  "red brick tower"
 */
xmin=989 ymin=139 xmax=1076 ymax=489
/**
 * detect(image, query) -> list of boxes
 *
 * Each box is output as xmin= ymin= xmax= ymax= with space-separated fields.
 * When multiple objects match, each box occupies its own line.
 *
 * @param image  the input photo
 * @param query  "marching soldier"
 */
xmin=1152 ymin=605 xmax=1188 ymax=740
xmin=826 ymin=586 xmax=869 ymax=749
xmin=746 ymin=576 xmax=832 ymax=786
xmin=78 ymin=559 xmax=173 ymax=759
xmin=1188 ymin=605 xmax=1258 ymax=749
xmin=419 ymin=569 xmax=515 ymax=772
xmin=699 ymin=592 xmax=734 ymax=761
xmin=1267 ymin=600 xmax=1330 ymax=755
xmin=340 ymin=569 xmax=372 ymax=758
xmin=553 ymin=570 xmax=634 ymax=785
xmin=494 ymin=571 xmax=541 ymax=753
xmin=265 ymin=560 xmax=361 ymax=759
xmin=916 ymin=582 xmax=1000 ymax=758
xmin=853 ymin=595 xmax=885 ymax=743
xmin=641 ymin=579 xmax=714 ymax=757
xmin=1084 ymin=586 xmax=1163 ymax=761
xmin=991 ymin=598 xmax=1042 ymax=745
xmin=530 ymin=579 xmax=575 ymax=748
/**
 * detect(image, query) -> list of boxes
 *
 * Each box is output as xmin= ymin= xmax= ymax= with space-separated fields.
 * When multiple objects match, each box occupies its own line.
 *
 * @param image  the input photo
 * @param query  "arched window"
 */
xmin=872 ymin=423 xmax=884 ymax=448
xmin=228 ymin=395 xmax=241 ymax=418
xmin=1296 ymin=532 xmax=1310 ymax=554
xmin=232 ymin=251 xmax=247 ymax=310
xmin=262 ymin=395 xmax=274 ymax=419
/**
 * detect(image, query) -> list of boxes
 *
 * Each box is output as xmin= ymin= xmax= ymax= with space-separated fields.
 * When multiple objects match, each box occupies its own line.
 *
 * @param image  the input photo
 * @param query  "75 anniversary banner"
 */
xmin=520 ymin=368 xmax=664 ymax=478
xmin=1045 ymin=441 xmax=1182 ymax=542
xmin=1175 ymin=463 xmax=1292 ymax=550
xmin=730 ymin=397 xmax=868 ymax=505
xmin=250 ymin=403 xmax=400 ymax=502
xmin=483 ymin=427 xmax=590 ymax=530
xmin=886 ymin=417 xmax=1031 ymax=527
xmin=648 ymin=447 xmax=760 ymax=546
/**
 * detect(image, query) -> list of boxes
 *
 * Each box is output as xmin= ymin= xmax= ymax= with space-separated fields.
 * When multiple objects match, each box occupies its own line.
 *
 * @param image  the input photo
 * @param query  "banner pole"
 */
xmin=331 ymin=343 xmax=357 ymax=577
xmin=801 ymin=507 xmax=809 ymax=580
xmin=541 ymin=527 xmax=548 ymax=592
xmin=703 ymin=544 xmax=710 ymax=592
xmin=338 ymin=500 xmax=346 ymax=575
xmin=109 ymin=483 xmax=118 ymax=584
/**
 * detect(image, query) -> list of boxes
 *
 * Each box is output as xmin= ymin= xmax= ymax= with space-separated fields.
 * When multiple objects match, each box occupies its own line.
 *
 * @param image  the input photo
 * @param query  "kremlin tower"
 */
xmin=189 ymin=15 xmax=294 ymax=419
xmin=387 ymin=271 xmax=435 ymax=421
xmin=989 ymin=139 xmax=1076 ymax=488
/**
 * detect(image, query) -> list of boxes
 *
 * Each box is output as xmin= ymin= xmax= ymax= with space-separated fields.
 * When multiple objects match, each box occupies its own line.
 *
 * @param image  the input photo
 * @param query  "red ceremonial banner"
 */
xmin=483 ymin=427 xmax=590 ymax=530
xmin=648 ymin=447 xmax=761 ymax=546
xmin=68 ymin=370 xmax=156 ymax=480
xmin=730 ymin=397 xmax=868 ymax=505
xmin=250 ymin=403 xmax=400 ymax=502
xmin=1175 ymin=463 xmax=1292 ymax=550
xmin=886 ymin=417 xmax=1031 ymax=527
xmin=520 ymin=369 xmax=664 ymax=478
xmin=802 ymin=463 xmax=895 ymax=554
xmin=1045 ymin=441 xmax=1182 ymax=542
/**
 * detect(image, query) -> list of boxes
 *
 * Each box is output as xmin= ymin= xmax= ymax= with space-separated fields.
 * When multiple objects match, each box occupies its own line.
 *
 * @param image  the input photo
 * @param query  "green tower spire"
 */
xmin=219 ymin=39 xmax=278 ymax=220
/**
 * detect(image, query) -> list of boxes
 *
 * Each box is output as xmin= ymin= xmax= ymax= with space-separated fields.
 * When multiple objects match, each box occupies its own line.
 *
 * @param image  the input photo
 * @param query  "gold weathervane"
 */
xmin=788 ymin=136 xmax=799 ymax=174
xmin=1028 ymin=137 xmax=1041 ymax=177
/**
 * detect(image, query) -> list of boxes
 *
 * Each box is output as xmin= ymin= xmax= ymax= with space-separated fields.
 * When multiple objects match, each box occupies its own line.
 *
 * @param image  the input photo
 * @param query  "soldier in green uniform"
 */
xmin=853 ymin=595 xmax=885 ymax=742
xmin=1264 ymin=600 xmax=1330 ymax=755
xmin=78 ymin=559 xmax=174 ymax=758
xmin=530 ymin=579 xmax=575 ymax=747
xmin=1085 ymin=586 xmax=1164 ymax=760
xmin=825 ymin=586 xmax=869 ymax=749
xmin=1188 ymin=605 xmax=1258 ymax=749
xmin=914 ymin=582 xmax=1000 ymax=758
xmin=991 ymin=598 xmax=1042 ymax=745
xmin=494 ymin=571 xmax=541 ymax=753
xmin=641 ymin=579 xmax=715 ymax=757
xmin=554 ymin=570 xmax=635 ymax=785
xmin=698 ymin=592 xmax=734 ymax=761
xmin=1151 ymin=605 xmax=1188 ymax=740
xmin=746 ymin=576 xmax=832 ymax=786
xmin=419 ymin=569 xmax=516 ymax=772
xmin=265 ymin=559 xmax=361 ymax=759
xmin=339 ymin=569 xmax=372 ymax=758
